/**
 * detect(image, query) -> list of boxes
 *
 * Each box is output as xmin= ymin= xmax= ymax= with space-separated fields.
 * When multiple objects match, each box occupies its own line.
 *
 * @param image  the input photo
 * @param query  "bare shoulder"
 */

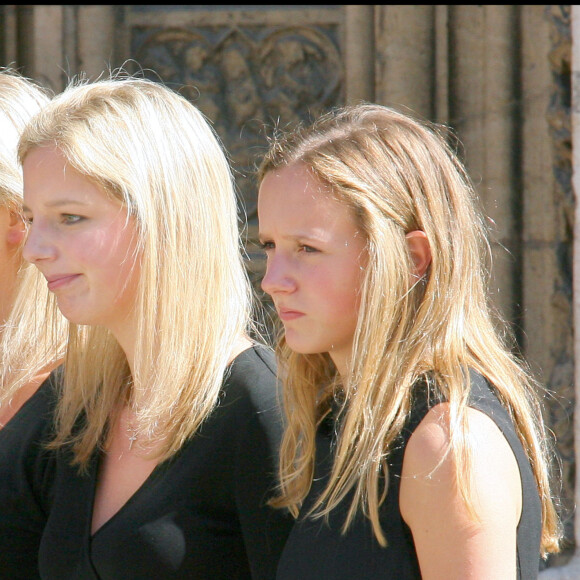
xmin=399 ymin=403 xmax=522 ymax=579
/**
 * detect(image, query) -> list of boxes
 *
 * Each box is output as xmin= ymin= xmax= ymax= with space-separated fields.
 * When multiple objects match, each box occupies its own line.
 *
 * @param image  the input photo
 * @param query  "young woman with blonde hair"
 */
xmin=21 ymin=74 xmax=292 ymax=578
xmin=257 ymin=103 xmax=562 ymax=579
xmin=0 ymin=68 xmax=66 ymax=578
xmin=0 ymin=68 xmax=64 ymax=414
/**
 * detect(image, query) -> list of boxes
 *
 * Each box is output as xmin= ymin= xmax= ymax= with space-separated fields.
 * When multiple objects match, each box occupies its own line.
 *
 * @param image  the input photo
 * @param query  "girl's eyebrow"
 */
xmin=270 ymin=228 xmax=331 ymax=243
xmin=22 ymin=199 xmax=91 ymax=212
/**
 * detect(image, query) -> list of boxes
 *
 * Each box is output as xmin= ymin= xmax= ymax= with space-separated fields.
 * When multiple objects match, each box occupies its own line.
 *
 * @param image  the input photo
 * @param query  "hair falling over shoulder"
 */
xmin=260 ymin=103 xmax=562 ymax=556
xmin=17 ymin=73 xmax=254 ymax=467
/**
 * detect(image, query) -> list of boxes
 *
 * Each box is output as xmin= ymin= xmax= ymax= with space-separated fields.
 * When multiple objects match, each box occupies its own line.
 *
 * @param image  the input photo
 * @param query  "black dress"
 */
xmin=38 ymin=346 xmax=293 ymax=579
xmin=0 ymin=370 xmax=59 ymax=580
xmin=276 ymin=370 xmax=542 ymax=579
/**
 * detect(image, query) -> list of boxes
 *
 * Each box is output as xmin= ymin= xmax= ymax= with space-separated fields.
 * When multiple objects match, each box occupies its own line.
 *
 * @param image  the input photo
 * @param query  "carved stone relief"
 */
xmin=543 ymin=3 xmax=575 ymax=560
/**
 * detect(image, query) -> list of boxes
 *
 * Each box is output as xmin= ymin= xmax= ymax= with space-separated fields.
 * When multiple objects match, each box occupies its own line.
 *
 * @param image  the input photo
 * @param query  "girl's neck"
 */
xmin=108 ymin=318 xmax=137 ymax=379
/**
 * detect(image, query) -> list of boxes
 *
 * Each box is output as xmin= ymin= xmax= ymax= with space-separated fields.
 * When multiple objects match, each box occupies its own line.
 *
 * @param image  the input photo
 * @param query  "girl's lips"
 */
xmin=46 ymin=274 xmax=80 ymax=292
xmin=277 ymin=308 xmax=305 ymax=321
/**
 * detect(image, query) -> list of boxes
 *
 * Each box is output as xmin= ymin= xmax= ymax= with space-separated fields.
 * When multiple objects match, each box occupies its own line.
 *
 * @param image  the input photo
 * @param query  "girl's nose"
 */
xmin=22 ymin=222 xmax=57 ymax=264
xmin=261 ymin=254 xmax=296 ymax=296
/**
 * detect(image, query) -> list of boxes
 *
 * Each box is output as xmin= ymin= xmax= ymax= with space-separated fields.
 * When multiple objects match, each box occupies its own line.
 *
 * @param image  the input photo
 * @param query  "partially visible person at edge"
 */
xmin=0 ymin=68 xmax=66 ymax=579
xmin=20 ymin=73 xmax=293 ymax=579
xmin=257 ymin=102 xmax=562 ymax=579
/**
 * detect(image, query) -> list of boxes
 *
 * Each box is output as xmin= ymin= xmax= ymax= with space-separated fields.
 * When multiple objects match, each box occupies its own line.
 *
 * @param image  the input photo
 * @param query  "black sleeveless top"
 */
xmin=276 ymin=370 xmax=542 ymax=579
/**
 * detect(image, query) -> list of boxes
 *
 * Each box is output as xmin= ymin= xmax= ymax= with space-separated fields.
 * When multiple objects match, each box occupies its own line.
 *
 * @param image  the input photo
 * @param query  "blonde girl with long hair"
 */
xmin=21 ymin=74 xmax=292 ymax=579
xmin=0 ymin=68 xmax=64 ymax=416
xmin=0 ymin=68 xmax=66 ymax=578
xmin=257 ymin=103 xmax=562 ymax=579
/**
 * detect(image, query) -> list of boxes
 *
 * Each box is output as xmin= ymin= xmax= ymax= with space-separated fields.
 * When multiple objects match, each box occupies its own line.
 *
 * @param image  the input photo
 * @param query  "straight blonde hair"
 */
xmin=18 ymin=74 xmax=254 ymax=466
xmin=258 ymin=103 xmax=562 ymax=556
xmin=0 ymin=68 xmax=66 ymax=405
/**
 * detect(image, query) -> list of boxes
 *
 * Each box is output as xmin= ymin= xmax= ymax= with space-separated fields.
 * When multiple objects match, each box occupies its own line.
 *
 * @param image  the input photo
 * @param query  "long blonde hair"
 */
xmin=0 ymin=68 xmax=66 ymax=404
xmin=18 ymin=74 xmax=253 ymax=466
xmin=258 ymin=103 xmax=561 ymax=556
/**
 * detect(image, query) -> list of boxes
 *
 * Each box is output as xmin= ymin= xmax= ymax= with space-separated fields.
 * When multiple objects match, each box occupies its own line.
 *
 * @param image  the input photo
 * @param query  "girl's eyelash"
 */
xmin=21 ymin=214 xmax=85 ymax=226
xmin=61 ymin=214 xmax=84 ymax=224
xmin=257 ymin=241 xmax=318 ymax=253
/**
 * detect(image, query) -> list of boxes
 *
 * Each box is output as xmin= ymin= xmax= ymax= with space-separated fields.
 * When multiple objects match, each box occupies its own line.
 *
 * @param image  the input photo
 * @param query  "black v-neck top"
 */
xmin=38 ymin=346 xmax=293 ymax=579
xmin=0 ymin=371 xmax=59 ymax=579
xmin=276 ymin=370 xmax=542 ymax=579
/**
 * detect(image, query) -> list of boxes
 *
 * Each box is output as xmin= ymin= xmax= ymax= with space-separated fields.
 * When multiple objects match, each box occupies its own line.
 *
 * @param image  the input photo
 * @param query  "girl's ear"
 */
xmin=5 ymin=210 xmax=26 ymax=246
xmin=405 ymin=230 xmax=431 ymax=278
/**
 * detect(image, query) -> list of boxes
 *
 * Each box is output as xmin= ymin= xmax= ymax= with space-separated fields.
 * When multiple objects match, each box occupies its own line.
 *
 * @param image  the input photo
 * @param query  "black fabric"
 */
xmin=276 ymin=369 xmax=542 ymax=579
xmin=38 ymin=346 xmax=293 ymax=579
xmin=0 ymin=370 xmax=60 ymax=580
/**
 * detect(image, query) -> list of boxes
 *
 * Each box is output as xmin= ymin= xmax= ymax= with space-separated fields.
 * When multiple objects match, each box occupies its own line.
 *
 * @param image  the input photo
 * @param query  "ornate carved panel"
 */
xmin=124 ymin=6 xmax=343 ymax=228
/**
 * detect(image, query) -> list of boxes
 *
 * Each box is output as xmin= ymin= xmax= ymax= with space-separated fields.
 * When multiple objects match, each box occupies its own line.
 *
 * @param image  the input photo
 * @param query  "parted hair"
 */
xmin=17 ymin=74 xmax=253 ymax=466
xmin=0 ymin=68 xmax=65 ymax=403
xmin=258 ymin=103 xmax=561 ymax=556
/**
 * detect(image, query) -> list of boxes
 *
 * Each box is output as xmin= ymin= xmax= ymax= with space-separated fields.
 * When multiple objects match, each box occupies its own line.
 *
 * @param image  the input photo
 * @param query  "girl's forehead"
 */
xmin=259 ymin=169 xmax=361 ymax=243
xmin=260 ymin=164 xmax=332 ymax=203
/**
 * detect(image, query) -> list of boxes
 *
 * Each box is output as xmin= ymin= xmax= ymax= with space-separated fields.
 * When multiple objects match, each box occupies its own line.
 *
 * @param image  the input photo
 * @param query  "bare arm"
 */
xmin=399 ymin=403 xmax=522 ymax=579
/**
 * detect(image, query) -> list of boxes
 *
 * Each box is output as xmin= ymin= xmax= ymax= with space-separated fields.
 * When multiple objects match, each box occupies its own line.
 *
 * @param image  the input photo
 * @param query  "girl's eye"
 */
xmin=259 ymin=240 xmax=275 ymax=251
xmin=301 ymin=244 xmax=318 ymax=253
xmin=61 ymin=214 xmax=84 ymax=225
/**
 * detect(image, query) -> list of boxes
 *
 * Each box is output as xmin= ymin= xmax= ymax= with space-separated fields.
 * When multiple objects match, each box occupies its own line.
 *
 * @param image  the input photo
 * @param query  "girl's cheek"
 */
xmin=6 ymin=222 xmax=26 ymax=246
